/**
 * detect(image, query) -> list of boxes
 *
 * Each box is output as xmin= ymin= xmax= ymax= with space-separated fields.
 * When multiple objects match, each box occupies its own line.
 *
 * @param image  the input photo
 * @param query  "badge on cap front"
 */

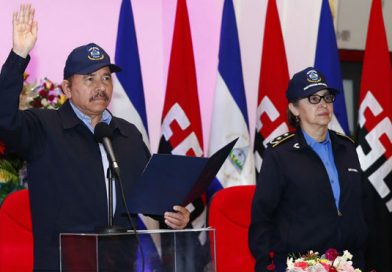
xmin=306 ymin=70 xmax=322 ymax=83
xmin=88 ymin=46 xmax=104 ymax=61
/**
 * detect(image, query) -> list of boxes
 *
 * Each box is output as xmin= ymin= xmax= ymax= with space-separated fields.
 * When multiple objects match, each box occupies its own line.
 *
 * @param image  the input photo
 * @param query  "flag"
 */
xmin=158 ymin=0 xmax=203 ymax=158
xmin=254 ymin=0 xmax=290 ymax=174
xmin=158 ymin=0 xmax=209 ymax=270
xmin=207 ymin=0 xmax=255 ymax=198
xmin=314 ymin=0 xmax=349 ymax=135
xmin=111 ymin=0 xmax=149 ymax=147
xmin=356 ymin=0 xmax=392 ymax=270
xmin=159 ymin=0 xmax=204 ymax=226
xmin=111 ymin=0 xmax=161 ymax=270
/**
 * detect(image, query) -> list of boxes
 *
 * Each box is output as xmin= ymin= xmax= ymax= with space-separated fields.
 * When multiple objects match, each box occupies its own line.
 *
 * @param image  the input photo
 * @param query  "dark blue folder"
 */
xmin=126 ymin=138 xmax=238 ymax=215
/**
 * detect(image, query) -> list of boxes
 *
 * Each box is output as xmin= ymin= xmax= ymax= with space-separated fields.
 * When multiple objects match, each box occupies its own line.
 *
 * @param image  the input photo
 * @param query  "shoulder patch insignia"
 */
xmin=336 ymin=131 xmax=355 ymax=144
xmin=270 ymin=132 xmax=295 ymax=148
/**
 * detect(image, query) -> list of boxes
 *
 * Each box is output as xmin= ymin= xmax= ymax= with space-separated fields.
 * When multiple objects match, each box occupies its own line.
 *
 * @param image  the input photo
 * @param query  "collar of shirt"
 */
xmin=302 ymin=129 xmax=332 ymax=167
xmin=302 ymin=129 xmax=331 ymax=149
xmin=69 ymin=100 xmax=112 ymax=133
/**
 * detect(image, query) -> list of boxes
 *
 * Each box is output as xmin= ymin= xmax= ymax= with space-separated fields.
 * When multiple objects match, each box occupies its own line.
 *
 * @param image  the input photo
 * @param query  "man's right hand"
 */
xmin=13 ymin=4 xmax=38 ymax=58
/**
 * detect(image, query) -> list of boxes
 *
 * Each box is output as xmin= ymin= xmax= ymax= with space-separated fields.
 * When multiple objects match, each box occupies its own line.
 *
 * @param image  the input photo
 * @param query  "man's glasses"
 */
xmin=307 ymin=93 xmax=336 ymax=104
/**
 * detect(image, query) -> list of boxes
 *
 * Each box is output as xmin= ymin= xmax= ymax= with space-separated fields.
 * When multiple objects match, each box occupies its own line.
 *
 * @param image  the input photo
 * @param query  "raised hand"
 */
xmin=13 ymin=4 xmax=38 ymax=58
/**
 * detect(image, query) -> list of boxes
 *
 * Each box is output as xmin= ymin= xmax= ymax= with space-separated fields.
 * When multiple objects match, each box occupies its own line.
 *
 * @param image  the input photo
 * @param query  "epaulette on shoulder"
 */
xmin=335 ymin=131 xmax=355 ymax=144
xmin=269 ymin=132 xmax=295 ymax=148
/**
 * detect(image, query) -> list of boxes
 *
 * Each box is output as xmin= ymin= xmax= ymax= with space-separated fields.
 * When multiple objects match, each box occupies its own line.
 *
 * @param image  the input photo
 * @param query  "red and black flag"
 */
xmin=158 ymin=0 xmax=205 ymax=227
xmin=356 ymin=0 xmax=392 ymax=271
xmin=158 ymin=0 xmax=209 ymax=270
xmin=254 ymin=0 xmax=290 ymax=175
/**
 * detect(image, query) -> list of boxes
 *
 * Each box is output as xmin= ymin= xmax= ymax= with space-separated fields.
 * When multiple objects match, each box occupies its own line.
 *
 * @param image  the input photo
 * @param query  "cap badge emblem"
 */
xmin=306 ymin=69 xmax=321 ymax=83
xmin=87 ymin=46 xmax=104 ymax=61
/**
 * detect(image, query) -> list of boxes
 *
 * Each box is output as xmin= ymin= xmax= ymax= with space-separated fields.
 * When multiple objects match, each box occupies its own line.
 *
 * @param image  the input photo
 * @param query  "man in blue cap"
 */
xmin=0 ymin=4 xmax=190 ymax=270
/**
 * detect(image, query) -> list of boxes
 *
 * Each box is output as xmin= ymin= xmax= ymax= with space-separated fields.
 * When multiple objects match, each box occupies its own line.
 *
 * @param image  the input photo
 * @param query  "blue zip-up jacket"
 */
xmin=0 ymin=51 xmax=150 ymax=270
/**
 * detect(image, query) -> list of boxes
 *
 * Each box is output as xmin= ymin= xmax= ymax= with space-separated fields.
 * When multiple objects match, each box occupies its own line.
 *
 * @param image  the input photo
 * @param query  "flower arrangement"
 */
xmin=0 ymin=75 xmax=66 ymax=203
xmin=19 ymin=75 xmax=66 ymax=110
xmin=286 ymin=249 xmax=361 ymax=272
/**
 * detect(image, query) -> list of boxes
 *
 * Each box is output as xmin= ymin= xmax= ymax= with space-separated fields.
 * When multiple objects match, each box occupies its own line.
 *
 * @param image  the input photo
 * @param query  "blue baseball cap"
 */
xmin=286 ymin=67 xmax=339 ymax=102
xmin=63 ymin=43 xmax=121 ymax=79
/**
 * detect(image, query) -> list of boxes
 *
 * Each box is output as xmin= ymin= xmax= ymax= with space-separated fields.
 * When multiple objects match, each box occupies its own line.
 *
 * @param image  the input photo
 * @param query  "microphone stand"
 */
xmin=107 ymin=167 xmax=114 ymax=227
xmin=96 ymin=167 xmax=126 ymax=233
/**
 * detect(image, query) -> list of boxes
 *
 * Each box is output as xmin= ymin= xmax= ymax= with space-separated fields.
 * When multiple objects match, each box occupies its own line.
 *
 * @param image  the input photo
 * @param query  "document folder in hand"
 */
xmin=126 ymin=138 xmax=238 ymax=215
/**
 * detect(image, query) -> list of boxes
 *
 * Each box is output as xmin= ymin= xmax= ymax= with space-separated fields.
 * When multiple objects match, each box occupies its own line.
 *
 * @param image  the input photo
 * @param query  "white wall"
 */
xmin=336 ymin=0 xmax=392 ymax=50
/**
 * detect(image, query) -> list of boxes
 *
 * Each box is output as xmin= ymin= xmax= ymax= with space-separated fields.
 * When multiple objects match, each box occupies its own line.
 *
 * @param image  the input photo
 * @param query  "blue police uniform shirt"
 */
xmin=302 ymin=129 xmax=340 ymax=209
xmin=69 ymin=101 xmax=116 ymax=212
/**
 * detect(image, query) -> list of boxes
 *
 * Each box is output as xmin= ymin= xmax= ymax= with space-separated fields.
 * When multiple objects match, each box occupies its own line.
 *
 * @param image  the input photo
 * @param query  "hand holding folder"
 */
xmin=126 ymin=138 xmax=238 ymax=215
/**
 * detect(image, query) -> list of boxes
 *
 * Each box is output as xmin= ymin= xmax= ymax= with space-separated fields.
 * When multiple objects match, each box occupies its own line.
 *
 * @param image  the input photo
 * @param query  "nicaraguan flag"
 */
xmin=314 ymin=0 xmax=349 ymax=135
xmin=111 ymin=0 xmax=149 ymax=147
xmin=208 ymin=0 xmax=255 ymax=198
xmin=111 ymin=1 xmax=161 ymax=270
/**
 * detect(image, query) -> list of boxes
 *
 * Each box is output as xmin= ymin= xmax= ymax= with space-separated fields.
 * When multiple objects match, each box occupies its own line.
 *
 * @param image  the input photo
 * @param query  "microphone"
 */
xmin=94 ymin=122 xmax=127 ymax=234
xmin=94 ymin=122 xmax=120 ymax=178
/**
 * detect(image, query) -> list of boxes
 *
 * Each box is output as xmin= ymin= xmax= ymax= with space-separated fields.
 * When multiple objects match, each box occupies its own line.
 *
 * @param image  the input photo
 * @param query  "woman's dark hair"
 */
xmin=287 ymin=101 xmax=300 ymax=129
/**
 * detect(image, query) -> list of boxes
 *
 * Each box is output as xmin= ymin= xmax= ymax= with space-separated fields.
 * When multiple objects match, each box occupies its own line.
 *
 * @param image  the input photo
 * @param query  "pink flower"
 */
xmin=336 ymin=262 xmax=355 ymax=272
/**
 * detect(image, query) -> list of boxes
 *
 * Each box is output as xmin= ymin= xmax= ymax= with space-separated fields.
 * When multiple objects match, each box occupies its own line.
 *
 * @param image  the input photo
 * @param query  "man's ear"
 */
xmin=288 ymin=102 xmax=299 ymax=117
xmin=62 ymin=80 xmax=72 ymax=99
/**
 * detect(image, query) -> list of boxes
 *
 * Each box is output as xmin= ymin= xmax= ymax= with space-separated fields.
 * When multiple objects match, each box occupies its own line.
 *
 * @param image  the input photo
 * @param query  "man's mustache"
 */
xmin=89 ymin=90 xmax=109 ymax=102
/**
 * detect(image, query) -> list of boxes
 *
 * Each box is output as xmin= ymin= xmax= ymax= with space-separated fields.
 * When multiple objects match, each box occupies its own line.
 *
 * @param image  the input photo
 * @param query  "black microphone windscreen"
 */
xmin=94 ymin=122 xmax=113 ymax=142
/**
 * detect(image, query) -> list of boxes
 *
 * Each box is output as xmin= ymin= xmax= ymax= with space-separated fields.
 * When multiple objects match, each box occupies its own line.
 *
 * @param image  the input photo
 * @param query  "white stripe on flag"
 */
xmin=110 ymin=76 xmax=150 ymax=148
xmin=209 ymin=74 xmax=255 ymax=187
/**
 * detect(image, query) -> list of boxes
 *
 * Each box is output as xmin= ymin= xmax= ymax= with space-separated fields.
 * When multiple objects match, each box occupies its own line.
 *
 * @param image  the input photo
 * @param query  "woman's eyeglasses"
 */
xmin=307 ymin=93 xmax=336 ymax=104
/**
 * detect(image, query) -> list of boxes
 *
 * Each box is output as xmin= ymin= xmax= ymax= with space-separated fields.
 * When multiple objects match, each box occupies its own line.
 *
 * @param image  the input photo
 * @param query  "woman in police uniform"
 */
xmin=248 ymin=67 xmax=367 ymax=272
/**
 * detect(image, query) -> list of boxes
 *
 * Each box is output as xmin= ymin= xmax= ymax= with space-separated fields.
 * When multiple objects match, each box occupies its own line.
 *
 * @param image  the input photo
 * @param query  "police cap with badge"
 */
xmin=286 ymin=67 xmax=340 ymax=102
xmin=63 ymin=43 xmax=121 ymax=79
